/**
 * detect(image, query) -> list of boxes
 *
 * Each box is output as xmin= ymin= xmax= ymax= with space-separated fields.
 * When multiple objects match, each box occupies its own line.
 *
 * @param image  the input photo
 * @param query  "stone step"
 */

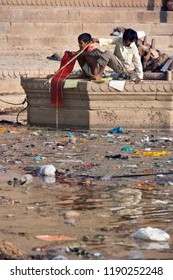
xmin=0 ymin=31 xmax=172 ymax=53
xmin=0 ymin=6 xmax=172 ymax=24
xmin=0 ymin=5 xmax=173 ymax=51
xmin=0 ymin=34 xmax=172 ymax=54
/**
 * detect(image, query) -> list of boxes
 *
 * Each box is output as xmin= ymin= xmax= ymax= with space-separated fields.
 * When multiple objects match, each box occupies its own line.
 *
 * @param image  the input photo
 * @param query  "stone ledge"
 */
xmin=21 ymin=77 xmax=173 ymax=92
xmin=0 ymin=68 xmax=56 ymax=78
xmin=21 ymin=76 xmax=173 ymax=130
xmin=0 ymin=0 xmax=164 ymax=8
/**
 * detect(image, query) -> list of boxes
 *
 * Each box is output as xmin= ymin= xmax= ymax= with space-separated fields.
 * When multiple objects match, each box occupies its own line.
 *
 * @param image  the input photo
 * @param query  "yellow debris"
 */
xmin=135 ymin=150 xmax=169 ymax=157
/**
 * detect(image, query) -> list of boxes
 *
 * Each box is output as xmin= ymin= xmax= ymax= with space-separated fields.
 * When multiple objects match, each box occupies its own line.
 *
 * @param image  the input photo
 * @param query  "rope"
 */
xmin=0 ymin=97 xmax=27 ymax=106
xmin=0 ymin=96 xmax=27 ymax=123
xmin=16 ymin=105 xmax=28 ymax=123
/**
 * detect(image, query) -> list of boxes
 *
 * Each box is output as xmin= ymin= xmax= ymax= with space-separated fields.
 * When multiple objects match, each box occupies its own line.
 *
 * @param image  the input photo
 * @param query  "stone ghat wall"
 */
xmin=21 ymin=77 xmax=173 ymax=130
xmin=0 ymin=0 xmax=172 ymax=53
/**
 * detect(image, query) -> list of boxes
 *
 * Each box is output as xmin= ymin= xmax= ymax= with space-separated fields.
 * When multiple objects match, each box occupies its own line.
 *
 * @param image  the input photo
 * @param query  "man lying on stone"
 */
xmin=138 ymin=43 xmax=172 ymax=73
xmin=82 ymin=28 xmax=143 ymax=84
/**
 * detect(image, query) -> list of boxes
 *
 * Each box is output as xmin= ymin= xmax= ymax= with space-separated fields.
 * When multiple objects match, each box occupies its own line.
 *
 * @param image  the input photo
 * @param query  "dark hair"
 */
xmin=123 ymin=28 xmax=138 ymax=43
xmin=78 ymin=33 xmax=92 ymax=43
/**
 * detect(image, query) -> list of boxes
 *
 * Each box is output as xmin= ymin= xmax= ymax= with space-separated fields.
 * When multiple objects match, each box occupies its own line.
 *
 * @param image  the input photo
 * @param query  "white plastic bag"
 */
xmin=133 ymin=227 xmax=170 ymax=242
xmin=39 ymin=164 xmax=56 ymax=177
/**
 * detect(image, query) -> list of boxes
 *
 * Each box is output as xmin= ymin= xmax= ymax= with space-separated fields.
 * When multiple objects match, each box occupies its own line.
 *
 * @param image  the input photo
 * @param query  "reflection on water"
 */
xmin=134 ymin=240 xmax=170 ymax=250
xmin=42 ymin=178 xmax=173 ymax=260
xmin=1 ymin=172 xmax=173 ymax=260
xmin=111 ymin=188 xmax=143 ymax=218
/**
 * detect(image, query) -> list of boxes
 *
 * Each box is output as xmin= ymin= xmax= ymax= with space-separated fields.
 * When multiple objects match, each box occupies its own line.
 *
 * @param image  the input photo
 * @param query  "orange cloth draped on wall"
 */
xmin=50 ymin=52 xmax=76 ymax=107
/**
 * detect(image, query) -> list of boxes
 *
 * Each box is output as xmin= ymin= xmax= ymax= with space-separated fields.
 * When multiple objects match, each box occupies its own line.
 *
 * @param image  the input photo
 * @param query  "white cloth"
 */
xmin=109 ymin=80 xmax=126 ymax=91
xmin=160 ymin=57 xmax=173 ymax=72
xmin=137 ymin=31 xmax=146 ymax=39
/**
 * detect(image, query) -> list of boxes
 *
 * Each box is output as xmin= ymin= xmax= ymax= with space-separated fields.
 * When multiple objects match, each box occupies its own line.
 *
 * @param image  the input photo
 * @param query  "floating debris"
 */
xmin=133 ymin=227 xmax=170 ymax=242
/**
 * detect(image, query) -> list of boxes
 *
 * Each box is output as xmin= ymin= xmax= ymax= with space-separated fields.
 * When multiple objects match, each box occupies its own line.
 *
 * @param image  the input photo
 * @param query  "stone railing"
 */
xmin=0 ymin=0 xmax=165 ymax=8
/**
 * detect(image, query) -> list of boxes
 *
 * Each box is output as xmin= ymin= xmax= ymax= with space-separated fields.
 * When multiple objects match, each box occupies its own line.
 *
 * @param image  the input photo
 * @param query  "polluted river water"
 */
xmin=0 ymin=120 xmax=173 ymax=260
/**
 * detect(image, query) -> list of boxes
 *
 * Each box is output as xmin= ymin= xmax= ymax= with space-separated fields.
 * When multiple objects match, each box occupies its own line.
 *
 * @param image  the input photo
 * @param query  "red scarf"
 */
xmin=50 ymin=52 xmax=76 ymax=107
xmin=50 ymin=45 xmax=94 ymax=107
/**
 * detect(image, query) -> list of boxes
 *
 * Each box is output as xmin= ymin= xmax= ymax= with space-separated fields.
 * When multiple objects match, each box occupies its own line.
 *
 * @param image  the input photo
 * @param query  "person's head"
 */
xmin=78 ymin=33 xmax=92 ymax=50
xmin=123 ymin=28 xmax=138 ymax=47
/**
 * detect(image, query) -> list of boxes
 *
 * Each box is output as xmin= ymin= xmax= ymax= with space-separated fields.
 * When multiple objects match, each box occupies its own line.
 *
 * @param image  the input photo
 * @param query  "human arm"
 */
xmin=142 ymin=50 xmax=152 ymax=69
xmin=92 ymin=36 xmax=120 ymax=46
xmin=65 ymin=50 xmax=80 ymax=57
xmin=132 ymin=45 xmax=144 ymax=82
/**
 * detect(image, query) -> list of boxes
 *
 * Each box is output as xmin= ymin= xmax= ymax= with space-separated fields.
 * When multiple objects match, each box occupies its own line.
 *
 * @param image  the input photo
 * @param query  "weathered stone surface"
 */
xmin=0 ymin=1 xmax=172 ymax=52
xmin=0 ymin=0 xmax=165 ymax=8
xmin=21 ymin=76 xmax=173 ymax=130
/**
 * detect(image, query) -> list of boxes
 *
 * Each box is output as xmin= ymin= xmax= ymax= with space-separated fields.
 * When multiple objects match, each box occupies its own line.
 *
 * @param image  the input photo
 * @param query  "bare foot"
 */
xmin=68 ymin=73 xmax=89 ymax=79
xmin=90 ymin=74 xmax=103 ymax=80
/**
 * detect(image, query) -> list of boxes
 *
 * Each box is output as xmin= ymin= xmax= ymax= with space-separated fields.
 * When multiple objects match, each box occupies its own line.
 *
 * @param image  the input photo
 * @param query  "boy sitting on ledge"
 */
xmin=67 ymin=32 xmax=102 ymax=79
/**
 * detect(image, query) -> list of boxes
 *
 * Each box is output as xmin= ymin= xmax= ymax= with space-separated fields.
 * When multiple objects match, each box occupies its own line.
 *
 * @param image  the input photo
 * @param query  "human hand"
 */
xmin=92 ymin=38 xmax=99 ymax=43
xmin=134 ymin=77 xmax=142 ymax=84
xmin=65 ymin=51 xmax=77 ymax=57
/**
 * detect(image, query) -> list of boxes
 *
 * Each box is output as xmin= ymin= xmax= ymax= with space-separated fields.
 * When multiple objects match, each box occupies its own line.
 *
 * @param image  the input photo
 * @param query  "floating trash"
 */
xmin=20 ymin=174 xmax=33 ymax=185
xmin=105 ymin=154 xmax=128 ymax=160
xmin=50 ymin=255 xmax=68 ymax=260
xmin=135 ymin=150 xmax=169 ymax=157
xmin=108 ymin=126 xmax=124 ymax=134
xmin=133 ymin=227 xmax=170 ymax=242
xmin=34 ymin=155 xmax=42 ymax=162
xmin=39 ymin=164 xmax=56 ymax=176
xmin=40 ymin=176 xmax=56 ymax=184
xmin=66 ymin=132 xmax=75 ymax=138
xmin=121 ymin=146 xmax=134 ymax=152
xmin=35 ymin=235 xmax=75 ymax=241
